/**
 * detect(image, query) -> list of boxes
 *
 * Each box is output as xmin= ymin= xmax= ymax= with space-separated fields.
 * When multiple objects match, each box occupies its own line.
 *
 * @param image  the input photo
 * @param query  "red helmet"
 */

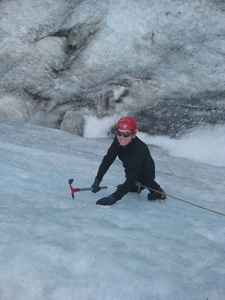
xmin=116 ymin=116 xmax=137 ymax=133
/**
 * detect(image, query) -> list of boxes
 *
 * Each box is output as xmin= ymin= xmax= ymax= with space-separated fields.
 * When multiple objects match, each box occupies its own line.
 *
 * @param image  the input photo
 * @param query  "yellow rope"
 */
xmin=135 ymin=181 xmax=225 ymax=217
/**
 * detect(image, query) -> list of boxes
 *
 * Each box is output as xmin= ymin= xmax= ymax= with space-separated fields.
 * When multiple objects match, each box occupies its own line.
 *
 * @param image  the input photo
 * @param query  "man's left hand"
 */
xmin=96 ymin=194 xmax=117 ymax=205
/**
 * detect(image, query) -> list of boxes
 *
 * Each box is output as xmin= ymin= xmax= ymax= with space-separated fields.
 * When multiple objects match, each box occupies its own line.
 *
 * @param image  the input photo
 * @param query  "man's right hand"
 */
xmin=91 ymin=178 xmax=101 ymax=193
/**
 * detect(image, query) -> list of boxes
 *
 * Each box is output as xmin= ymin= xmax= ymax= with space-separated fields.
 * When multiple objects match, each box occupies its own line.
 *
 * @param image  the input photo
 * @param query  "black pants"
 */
xmin=131 ymin=180 xmax=161 ymax=193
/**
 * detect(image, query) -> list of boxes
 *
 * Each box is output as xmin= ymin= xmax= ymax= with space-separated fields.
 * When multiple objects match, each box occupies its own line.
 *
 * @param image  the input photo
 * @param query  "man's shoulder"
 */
xmin=133 ymin=136 xmax=146 ymax=146
xmin=109 ymin=137 xmax=120 ymax=150
xmin=132 ymin=137 xmax=150 ymax=154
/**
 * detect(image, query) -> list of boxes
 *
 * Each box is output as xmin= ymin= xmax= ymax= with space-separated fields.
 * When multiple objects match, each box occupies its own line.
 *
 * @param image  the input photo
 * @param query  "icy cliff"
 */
xmin=0 ymin=0 xmax=224 ymax=136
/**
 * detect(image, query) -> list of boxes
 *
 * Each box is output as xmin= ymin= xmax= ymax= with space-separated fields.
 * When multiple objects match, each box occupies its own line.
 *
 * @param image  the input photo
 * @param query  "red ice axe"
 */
xmin=68 ymin=179 xmax=108 ymax=199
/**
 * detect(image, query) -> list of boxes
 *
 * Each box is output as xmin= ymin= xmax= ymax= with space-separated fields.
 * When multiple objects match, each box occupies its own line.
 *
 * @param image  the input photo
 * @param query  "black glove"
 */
xmin=91 ymin=178 xmax=101 ymax=193
xmin=96 ymin=194 xmax=117 ymax=206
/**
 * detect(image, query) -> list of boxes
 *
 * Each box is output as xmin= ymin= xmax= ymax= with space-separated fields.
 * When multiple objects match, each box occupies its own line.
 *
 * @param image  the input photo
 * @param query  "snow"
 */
xmin=0 ymin=118 xmax=224 ymax=300
xmin=0 ymin=0 xmax=224 ymax=129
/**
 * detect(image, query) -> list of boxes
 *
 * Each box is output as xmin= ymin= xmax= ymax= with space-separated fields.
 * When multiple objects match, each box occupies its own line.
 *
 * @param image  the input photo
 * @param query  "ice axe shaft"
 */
xmin=68 ymin=179 xmax=107 ymax=199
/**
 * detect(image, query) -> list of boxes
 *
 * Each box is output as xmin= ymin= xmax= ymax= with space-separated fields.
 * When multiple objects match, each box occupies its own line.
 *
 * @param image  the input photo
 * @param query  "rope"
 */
xmin=135 ymin=182 xmax=225 ymax=217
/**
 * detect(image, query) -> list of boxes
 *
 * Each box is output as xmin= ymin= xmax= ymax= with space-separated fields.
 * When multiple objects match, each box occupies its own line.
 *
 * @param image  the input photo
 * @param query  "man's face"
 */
xmin=116 ymin=129 xmax=136 ymax=146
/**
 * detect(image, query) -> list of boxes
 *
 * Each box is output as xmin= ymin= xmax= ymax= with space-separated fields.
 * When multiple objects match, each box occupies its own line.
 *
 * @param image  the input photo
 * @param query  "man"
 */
xmin=91 ymin=116 xmax=166 ymax=205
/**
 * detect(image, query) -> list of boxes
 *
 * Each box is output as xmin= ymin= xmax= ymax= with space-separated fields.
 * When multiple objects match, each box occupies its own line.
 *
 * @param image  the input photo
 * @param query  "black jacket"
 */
xmin=96 ymin=136 xmax=156 ymax=200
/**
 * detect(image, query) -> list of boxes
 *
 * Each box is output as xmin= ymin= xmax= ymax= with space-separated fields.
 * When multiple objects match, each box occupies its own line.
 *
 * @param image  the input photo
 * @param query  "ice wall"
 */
xmin=0 ymin=0 xmax=224 ymax=136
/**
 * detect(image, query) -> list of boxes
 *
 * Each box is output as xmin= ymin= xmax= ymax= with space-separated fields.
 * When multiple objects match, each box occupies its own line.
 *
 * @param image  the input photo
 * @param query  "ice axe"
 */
xmin=68 ymin=179 xmax=108 ymax=199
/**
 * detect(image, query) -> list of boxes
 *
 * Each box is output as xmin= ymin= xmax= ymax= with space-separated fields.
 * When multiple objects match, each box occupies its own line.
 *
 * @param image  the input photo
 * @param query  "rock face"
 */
xmin=0 ymin=0 xmax=224 ymax=137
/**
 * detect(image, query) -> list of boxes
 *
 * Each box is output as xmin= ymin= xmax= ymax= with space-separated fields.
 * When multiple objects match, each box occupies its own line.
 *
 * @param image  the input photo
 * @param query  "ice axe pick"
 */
xmin=68 ymin=179 xmax=107 ymax=199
